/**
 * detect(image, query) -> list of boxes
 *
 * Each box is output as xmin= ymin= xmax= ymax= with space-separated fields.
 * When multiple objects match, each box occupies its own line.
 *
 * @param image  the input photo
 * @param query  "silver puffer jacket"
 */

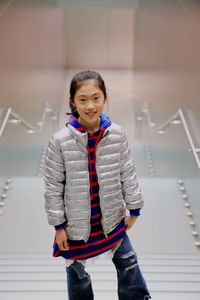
xmin=43 ymin=122 xmax=143 ymax=242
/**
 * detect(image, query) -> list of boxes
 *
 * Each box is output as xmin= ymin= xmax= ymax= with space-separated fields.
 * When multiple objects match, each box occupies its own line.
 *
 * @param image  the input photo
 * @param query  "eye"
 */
xmin=94 ymin=96 xmax=99 ymax=101
xmin=80 ymin=98 xmax=86 ymax=103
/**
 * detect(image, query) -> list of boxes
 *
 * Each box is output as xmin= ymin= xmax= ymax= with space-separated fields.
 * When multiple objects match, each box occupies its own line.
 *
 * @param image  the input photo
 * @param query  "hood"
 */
xmin=66 ymin=113 xmax=112 ymax=133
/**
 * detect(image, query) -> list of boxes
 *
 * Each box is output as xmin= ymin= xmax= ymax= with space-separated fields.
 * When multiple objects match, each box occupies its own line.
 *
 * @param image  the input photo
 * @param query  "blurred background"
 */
xmin=0 ymin=0 xmax=200 ymax=299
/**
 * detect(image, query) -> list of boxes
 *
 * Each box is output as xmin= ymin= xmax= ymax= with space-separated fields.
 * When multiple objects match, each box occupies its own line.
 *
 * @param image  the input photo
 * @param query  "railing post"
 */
xmin=0 ymin=108 xmax=12 ymax=140
xmin=178 ymin=109 xmax=200 ymax=170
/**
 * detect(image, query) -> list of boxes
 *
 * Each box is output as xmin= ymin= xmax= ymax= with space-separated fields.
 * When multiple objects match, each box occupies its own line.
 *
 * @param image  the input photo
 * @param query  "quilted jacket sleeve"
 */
xmin=43 ymin=134 xmax=66 ymax=226
xmin=120 ymin=129 xmax=144 ymax=210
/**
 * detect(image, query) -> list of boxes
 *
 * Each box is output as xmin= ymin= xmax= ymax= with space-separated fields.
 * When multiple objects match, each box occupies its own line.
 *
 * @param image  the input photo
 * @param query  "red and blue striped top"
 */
xmin=52 ymin=114 xmax=140 ymax=260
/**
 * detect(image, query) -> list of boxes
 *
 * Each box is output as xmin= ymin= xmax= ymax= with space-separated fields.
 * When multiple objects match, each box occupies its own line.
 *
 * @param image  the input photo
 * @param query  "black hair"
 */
xmin=67 ymin=70 xmax=107 ymax=118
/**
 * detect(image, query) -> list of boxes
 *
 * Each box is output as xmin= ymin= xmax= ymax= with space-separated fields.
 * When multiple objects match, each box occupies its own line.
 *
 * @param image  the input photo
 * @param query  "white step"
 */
xmin=1 ymin=291 xmax=200 ymax=300
xmin=1 ymin=259 xmax=200 ymax=267
xmin=0 ymin=256 xmax=200 ymax=299
xmin=0 ymin=253 xmax=200 ymax=263
xmin=1 ymin=253 xmax=200 ymax=259
xmin=1 ymin=263 xmax=200 ymax=274
xmin=1 ymin=278 xmax=200 ymax=292
xmin=1 ymin=270 xmax=200 ymax=282
xmin=1 ymin=292 xmax=200 ymax=300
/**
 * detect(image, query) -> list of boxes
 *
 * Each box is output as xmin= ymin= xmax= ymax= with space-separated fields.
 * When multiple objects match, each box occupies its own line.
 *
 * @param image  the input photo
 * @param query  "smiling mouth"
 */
xmin=86 ymin=112 xmax=96 ymax=116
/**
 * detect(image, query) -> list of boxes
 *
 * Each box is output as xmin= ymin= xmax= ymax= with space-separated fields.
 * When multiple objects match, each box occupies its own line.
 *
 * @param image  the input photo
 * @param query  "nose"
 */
xmin=86 ymin=100 xmax=95 ymax=111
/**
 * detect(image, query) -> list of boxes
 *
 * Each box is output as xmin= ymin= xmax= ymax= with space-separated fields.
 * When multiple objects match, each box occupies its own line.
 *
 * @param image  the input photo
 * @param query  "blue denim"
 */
xmin=66 ymin=260 xmax=94 ymax=300
xmin=66 ymin=232 xmax=151 ymax=300
xmin=112 ymin=232 xmax=151 ymax=300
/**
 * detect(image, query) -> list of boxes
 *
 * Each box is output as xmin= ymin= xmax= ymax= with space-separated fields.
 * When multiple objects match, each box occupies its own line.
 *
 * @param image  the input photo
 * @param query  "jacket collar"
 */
xmin=66 ymin=113 xmax=111 ymax=151
xmin=66 ymin=113 xmax=111 ymax=132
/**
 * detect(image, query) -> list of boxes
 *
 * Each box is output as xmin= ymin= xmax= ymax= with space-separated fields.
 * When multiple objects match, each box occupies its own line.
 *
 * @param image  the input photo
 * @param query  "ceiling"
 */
xmin=0 ymin=2 xmax=135 ymax=69
xmin=0 ymin=0 xmax=200 ymax=70
xmin=0 ymin=0 xmax=200 ymax=119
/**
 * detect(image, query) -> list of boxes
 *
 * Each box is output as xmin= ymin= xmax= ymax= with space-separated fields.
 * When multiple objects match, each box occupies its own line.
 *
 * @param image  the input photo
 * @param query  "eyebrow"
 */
xmin=77 ymin=92 xmax=101 ymax=98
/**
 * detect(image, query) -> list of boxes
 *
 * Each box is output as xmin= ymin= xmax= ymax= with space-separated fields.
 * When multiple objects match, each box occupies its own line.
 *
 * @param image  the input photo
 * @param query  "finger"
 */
xmin=58 ymin=243 xmax=65 ymax=251
xmin=57 ymin=241 xmax=69 ymax=251
xmin=63 ymin=240 xmax=69 ymax=250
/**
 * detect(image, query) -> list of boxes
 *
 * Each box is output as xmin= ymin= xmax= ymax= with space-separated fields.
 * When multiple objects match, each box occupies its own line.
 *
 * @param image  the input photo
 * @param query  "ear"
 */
xmin=70 ymin=97 xmax=76 ymax=108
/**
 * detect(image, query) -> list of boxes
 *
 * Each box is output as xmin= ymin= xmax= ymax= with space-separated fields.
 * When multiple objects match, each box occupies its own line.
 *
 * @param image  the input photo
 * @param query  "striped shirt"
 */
xmin=52 ymin=114 xmax=139 ymax=260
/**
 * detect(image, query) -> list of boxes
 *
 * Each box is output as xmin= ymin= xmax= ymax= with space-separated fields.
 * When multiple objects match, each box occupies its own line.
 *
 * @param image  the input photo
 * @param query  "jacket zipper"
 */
xmin=85 ymin=128 xmax=110 ymax=241
xmin=96 ymin=137 xmax=109 ymax=238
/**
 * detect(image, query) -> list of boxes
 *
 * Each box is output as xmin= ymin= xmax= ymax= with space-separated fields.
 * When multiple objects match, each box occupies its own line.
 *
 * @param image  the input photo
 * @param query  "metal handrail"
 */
xmin=157 ymin=108 xmax=200 ymax=171
xmin=157 ymin=111 xmax=180 ymax=133
xmin=0 ymin=108 xmax=36 ymax=140
xmin=178 ymin=109 xmax=200 ymax=170
xmin=10 ymin=110 xmax=36 ymax=132
xmin=0 ymin=108 xmax=12 ymax=139
xmin=0 ymin=102 xmax=58 ymax=140
xmin=135 ymin=102 xmax=156 ymax=140
xmin=37 ymin=101 xmax=58 ymax=132
xmin=137 ymin=102 xmax=156 ymax=131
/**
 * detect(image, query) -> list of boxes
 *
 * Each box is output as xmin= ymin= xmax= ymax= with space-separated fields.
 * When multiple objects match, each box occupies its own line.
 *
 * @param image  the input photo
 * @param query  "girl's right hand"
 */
xmin=55 ymin=228 xmax=70 ymax=251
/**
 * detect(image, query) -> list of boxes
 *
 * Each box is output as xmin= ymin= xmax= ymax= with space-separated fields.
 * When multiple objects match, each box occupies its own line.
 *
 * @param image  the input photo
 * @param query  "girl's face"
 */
xmin=72 ymin=79 xmax=106 ymax=130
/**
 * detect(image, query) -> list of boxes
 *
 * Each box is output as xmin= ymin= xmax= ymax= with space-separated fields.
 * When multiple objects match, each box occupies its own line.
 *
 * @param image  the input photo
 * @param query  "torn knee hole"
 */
xmin=121 ymin=251 xmax=135 ymax=259
xmin=125 ymin=263 xmax=138 ymax=271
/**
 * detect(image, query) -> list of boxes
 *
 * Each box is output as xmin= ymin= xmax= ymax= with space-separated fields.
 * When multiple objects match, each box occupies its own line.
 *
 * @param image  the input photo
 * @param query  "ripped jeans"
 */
xmin=66 ymin=232 xmax=151 ymax=300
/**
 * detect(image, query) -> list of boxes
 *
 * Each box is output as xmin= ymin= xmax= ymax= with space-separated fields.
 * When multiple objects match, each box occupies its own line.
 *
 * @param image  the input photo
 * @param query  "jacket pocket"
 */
xmin=66 ymin=220 xmax=88 ymax=240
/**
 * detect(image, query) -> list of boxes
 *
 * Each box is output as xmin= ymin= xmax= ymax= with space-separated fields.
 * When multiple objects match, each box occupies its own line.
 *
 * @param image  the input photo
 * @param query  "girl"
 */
xmin=43 ymin=70 xmax=151 ymax=300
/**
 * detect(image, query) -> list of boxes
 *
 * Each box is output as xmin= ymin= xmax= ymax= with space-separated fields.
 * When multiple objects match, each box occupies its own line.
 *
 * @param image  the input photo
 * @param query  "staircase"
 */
xmin=0 ymin=177 xmax=200 ymax=300
xmin=0 ymin=253 xmax=200 ymax=300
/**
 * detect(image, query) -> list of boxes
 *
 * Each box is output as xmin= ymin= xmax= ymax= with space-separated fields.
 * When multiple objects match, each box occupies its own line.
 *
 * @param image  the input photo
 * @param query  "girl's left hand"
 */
xmin=125 ymin=215 xmax=138 ymax=231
